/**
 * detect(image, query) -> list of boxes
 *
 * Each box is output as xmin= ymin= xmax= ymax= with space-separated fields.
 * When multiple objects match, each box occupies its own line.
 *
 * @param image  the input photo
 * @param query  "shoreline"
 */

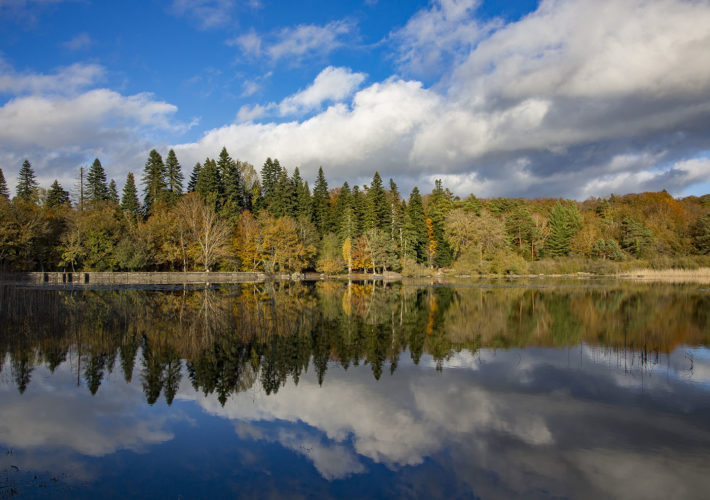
xmin=3 ymin=267 xmax=710 ymax=285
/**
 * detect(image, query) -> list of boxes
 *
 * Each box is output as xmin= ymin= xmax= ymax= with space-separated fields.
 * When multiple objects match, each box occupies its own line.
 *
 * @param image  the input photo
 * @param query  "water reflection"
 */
xmin=0 ymin=282 xmax=709 ymax=498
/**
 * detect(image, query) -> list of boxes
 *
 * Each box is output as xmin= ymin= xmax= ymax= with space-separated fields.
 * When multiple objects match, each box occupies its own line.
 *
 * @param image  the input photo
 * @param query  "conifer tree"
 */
xmin=86 ymin=158 xmax=109 ymax=203
xmin=545 ymin=201 xmax=582 ymax=257
xmin=108 ymin=179 xmax=119 ymax=204
xmin=335 ymin=182 xmax=355 ymax=241
xmin=142 ymin=149 xmax=167 ymax=215
xmin=365 ymin=172 xmax=389 ymax=232
xmin=404 ymin=187 xmax=428 ymax=262
xmin=218 ymin=147 xmax=242 ymax=221
xmin=351 ymin=185 xmax=366 ymax=237
xmin=165 ymin=149 xmax=184 ymax=203
xmin=311 ymin=167 xmax=330 ymax=236
xmin=388 ymin=179 xmax=405 ymax=245
xmin=187 ymin=162 xmax=201 ymax=192
xmin=46 ymin=180 xmax=70 ymax=208
xmin=426 ymin=179 xmax=454 ymax=266
xmin=260 ymin=157 xmax=281 ymax=212
xmin=195 ymin=157 xmax=221 ymax=208
xmin=291 ymin=168 xmax=311 ymax=219
xmin=121 ymin=172 xmax=141 ymax=217
xmin=0 ymin=168 xmax=9 ymax=199
xmin=16 ymin=159 xmax=38 ymax=201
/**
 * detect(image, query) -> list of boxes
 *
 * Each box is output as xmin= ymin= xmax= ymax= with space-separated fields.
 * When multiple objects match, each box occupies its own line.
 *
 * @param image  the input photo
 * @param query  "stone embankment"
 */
xmin=1 ymin=271 xmax=270 ymax=285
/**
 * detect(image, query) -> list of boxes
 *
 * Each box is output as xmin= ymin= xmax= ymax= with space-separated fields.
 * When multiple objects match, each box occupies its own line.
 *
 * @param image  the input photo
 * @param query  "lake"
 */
xmin=1 ymin=280 xmax=709 ymax=499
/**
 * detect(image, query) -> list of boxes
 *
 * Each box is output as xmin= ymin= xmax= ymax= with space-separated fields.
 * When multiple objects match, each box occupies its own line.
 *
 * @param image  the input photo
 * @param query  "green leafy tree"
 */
xmin=187 ymin=162 xmax=201 ymax=192
xmin=46 ymin=180 xmax=70 ymax=208
xmin=312 ymin=167 xmax=330 ymax=236
xmin=0 ymin=168 xmax=9 ymax=199
xmin=544 ymin=201 xmax=582 ymax=257
xmin=142 ymin=149 xmax=167 ymax=215
xmin=16 ymin=160 xmax=38 ymax=202
xmin=87 ymin=158 xmax=109 ymax=203
xmin=121 ymin=172 xmax=141 ymax=217
xmin=165 ymin=149 xmax=184 ymax=203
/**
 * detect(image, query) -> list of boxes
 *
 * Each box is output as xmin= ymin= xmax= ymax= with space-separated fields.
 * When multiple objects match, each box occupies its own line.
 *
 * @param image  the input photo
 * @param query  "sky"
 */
xmin=1 ymin=0 xmax=710 ymax=200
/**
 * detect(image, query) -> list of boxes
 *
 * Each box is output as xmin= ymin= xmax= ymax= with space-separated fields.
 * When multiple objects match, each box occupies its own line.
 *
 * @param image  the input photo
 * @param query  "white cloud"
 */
xmin=228 ymin=20 xmax=355 ymax=64
xmin=176 ymin=0 xmax=710 ymax=197
xmin=62 ymin=32 xmax=92 ymax=51
xmin=0 ymin=62 xmax=182 ymax=194
xmin=278 ymin=66 xmax=366 ymax=116
xmin=170 ymin=0 xmax=235 ymax=29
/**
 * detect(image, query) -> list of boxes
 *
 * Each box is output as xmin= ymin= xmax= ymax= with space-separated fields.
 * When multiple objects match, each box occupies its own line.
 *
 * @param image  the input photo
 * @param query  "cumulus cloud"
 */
xmin=236 ymin=66 xmax=366 ymax=121
xmin=176 ymin=0 xmax=710 ymax=198
xmin=0 ymin=61 xmax=181 ymax=194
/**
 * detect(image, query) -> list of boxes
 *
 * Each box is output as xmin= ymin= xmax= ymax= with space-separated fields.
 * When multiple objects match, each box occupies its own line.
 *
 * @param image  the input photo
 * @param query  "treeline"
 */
xmin=2 ymin=148 xmax=710 ymax=274
xmin=1 ymin=282 xmax=708 ymax=402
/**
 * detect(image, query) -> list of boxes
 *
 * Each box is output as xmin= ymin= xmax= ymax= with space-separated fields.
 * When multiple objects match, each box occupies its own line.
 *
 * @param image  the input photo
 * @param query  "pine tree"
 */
xmin=404 ymin=187 xmax=428 ymax=262
xmin=335 ymin=182 xmax=355 ymax=241
xmin=142 ymin=149 xmax=167 ymax=215
xmin=195 ymin=157 xmax=222 ymax=208
xmin=365 ymin=172 xmax=389 ymax=232
xmin=165 ymin=149 xmax=184 ymax=203
xmin=311 ymin=167 xmax=330 ymax=236
xmin=291 ymin=168 xmax=311 ymax=219
xmin=16 ymin=159 xmax=38 ymax=202
xmin=108 ymin=179 xmax=119 ymax=204
xmin=388 ymin=179 xmax=405 ymax=245
xmin=46 ymin=180 xmax=70 ymax=208
xmin=121 ymin=172 xmax=141 ymax=217
xmin=86 ymin=158 xmax=109 ymax=203
xmin=0 ymin=168 xmax=9 ymax=199
xmin=218 ymin=147 xmax=242 ymax=221
xmin=426 ymin=179 xmax=454 ymax=266
xmin=187 ymin=162 xmax=201 ymax=192
xmin=351 ymin=185 xmax=366 ymax=237
xmin=545 ymin=201 xmax=582 ymax=257
xmin=260 ymin=157 xmax=281 ymax=212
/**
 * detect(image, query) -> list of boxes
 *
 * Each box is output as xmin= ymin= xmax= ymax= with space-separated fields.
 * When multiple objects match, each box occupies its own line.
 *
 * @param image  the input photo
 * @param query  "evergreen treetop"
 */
xmin=108 ymin=179 xmax=119 ymax=204
xmin=187 ymin=162 xmax=201 ymax=192
xmin=0 ymin=168 xmax=9 ymax=199
xmin=87 ymin=158 xmax=109 ymax=203
xmin=165 ymin=149 xmax=184 ymax=201
xmin=46 ymin=180 xmax=70 ymax=208
xmin=142 ymin=149 xmax=167 ymax=215
xmin=16 ymin=159 xmax=38 ymax=202
xmin=121 ymin=172 xmax=141 ymax=216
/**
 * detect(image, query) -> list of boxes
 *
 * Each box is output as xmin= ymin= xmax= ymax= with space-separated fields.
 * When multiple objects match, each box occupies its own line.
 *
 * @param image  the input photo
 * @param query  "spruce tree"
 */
xmin=0 ymin=168 xmax=9 ymax=199
xmin=292 ymin=167 xmax=311 ymax=219
xmin=16 ymin=159 xmax=38 ymax=201
xmin=260 ymin=157 xmax=279 ymax=212
xmin=218 ymin=147 xmax=242 ymax=220
xmin=46 ymin=180 xmax=70 ymax=208
xmin=195 ymin=157 xmax=222 ymax=208
xmin=165 ymin=149 xmax=184 ymax=203
xmin=121 ymin=172 xmax=141 ymax=217
xmin=388 ymin=179 xmax=405 ymax=246
xmin=335 ymin=182 xmax=356 ymax=241
xmin=426 ymin=179 xmax=454 ymax=266
xmin=544 ymin=201 xmax=582 ymax=257
xmin=187 ymin=162 xmax=201 ymax=192
xmin=351 ymin=185 xmax=366 ymax=237
xmin=108 ymin=179 xmax=119 ymax=204
xmin=311 ymin=167 xmax=330 ymax=236
xmin=404 ymin=187 xmax=428 ymax=262
xmin=365 ymin=172 xmax=389 ymax=232
xmin=142 ymin=149 xmax=167 ymax=215
xmin=86 ymin=158 xmax=109 ymax=203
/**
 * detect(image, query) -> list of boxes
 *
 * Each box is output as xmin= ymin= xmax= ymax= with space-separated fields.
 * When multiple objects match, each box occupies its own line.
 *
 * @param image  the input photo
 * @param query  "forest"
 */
xmin=1 ymin=282 xmax=708 ymax=403
xmin=1 ymin=147 xmax=710 ymax=275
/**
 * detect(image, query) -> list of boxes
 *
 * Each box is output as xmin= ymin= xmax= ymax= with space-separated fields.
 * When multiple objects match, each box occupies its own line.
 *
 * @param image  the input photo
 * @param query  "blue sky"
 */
xmin=1 ymin=0 xmax=709 ymax=199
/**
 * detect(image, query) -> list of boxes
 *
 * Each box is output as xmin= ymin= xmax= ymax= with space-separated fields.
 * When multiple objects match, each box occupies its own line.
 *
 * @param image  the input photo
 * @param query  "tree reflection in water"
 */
xmin=0 ymin=281 xmax=708 ymax=404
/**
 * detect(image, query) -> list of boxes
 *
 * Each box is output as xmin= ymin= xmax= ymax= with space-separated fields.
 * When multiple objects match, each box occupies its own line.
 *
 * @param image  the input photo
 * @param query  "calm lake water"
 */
xmin=1 ymin=280 xmax=709 ymax=499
